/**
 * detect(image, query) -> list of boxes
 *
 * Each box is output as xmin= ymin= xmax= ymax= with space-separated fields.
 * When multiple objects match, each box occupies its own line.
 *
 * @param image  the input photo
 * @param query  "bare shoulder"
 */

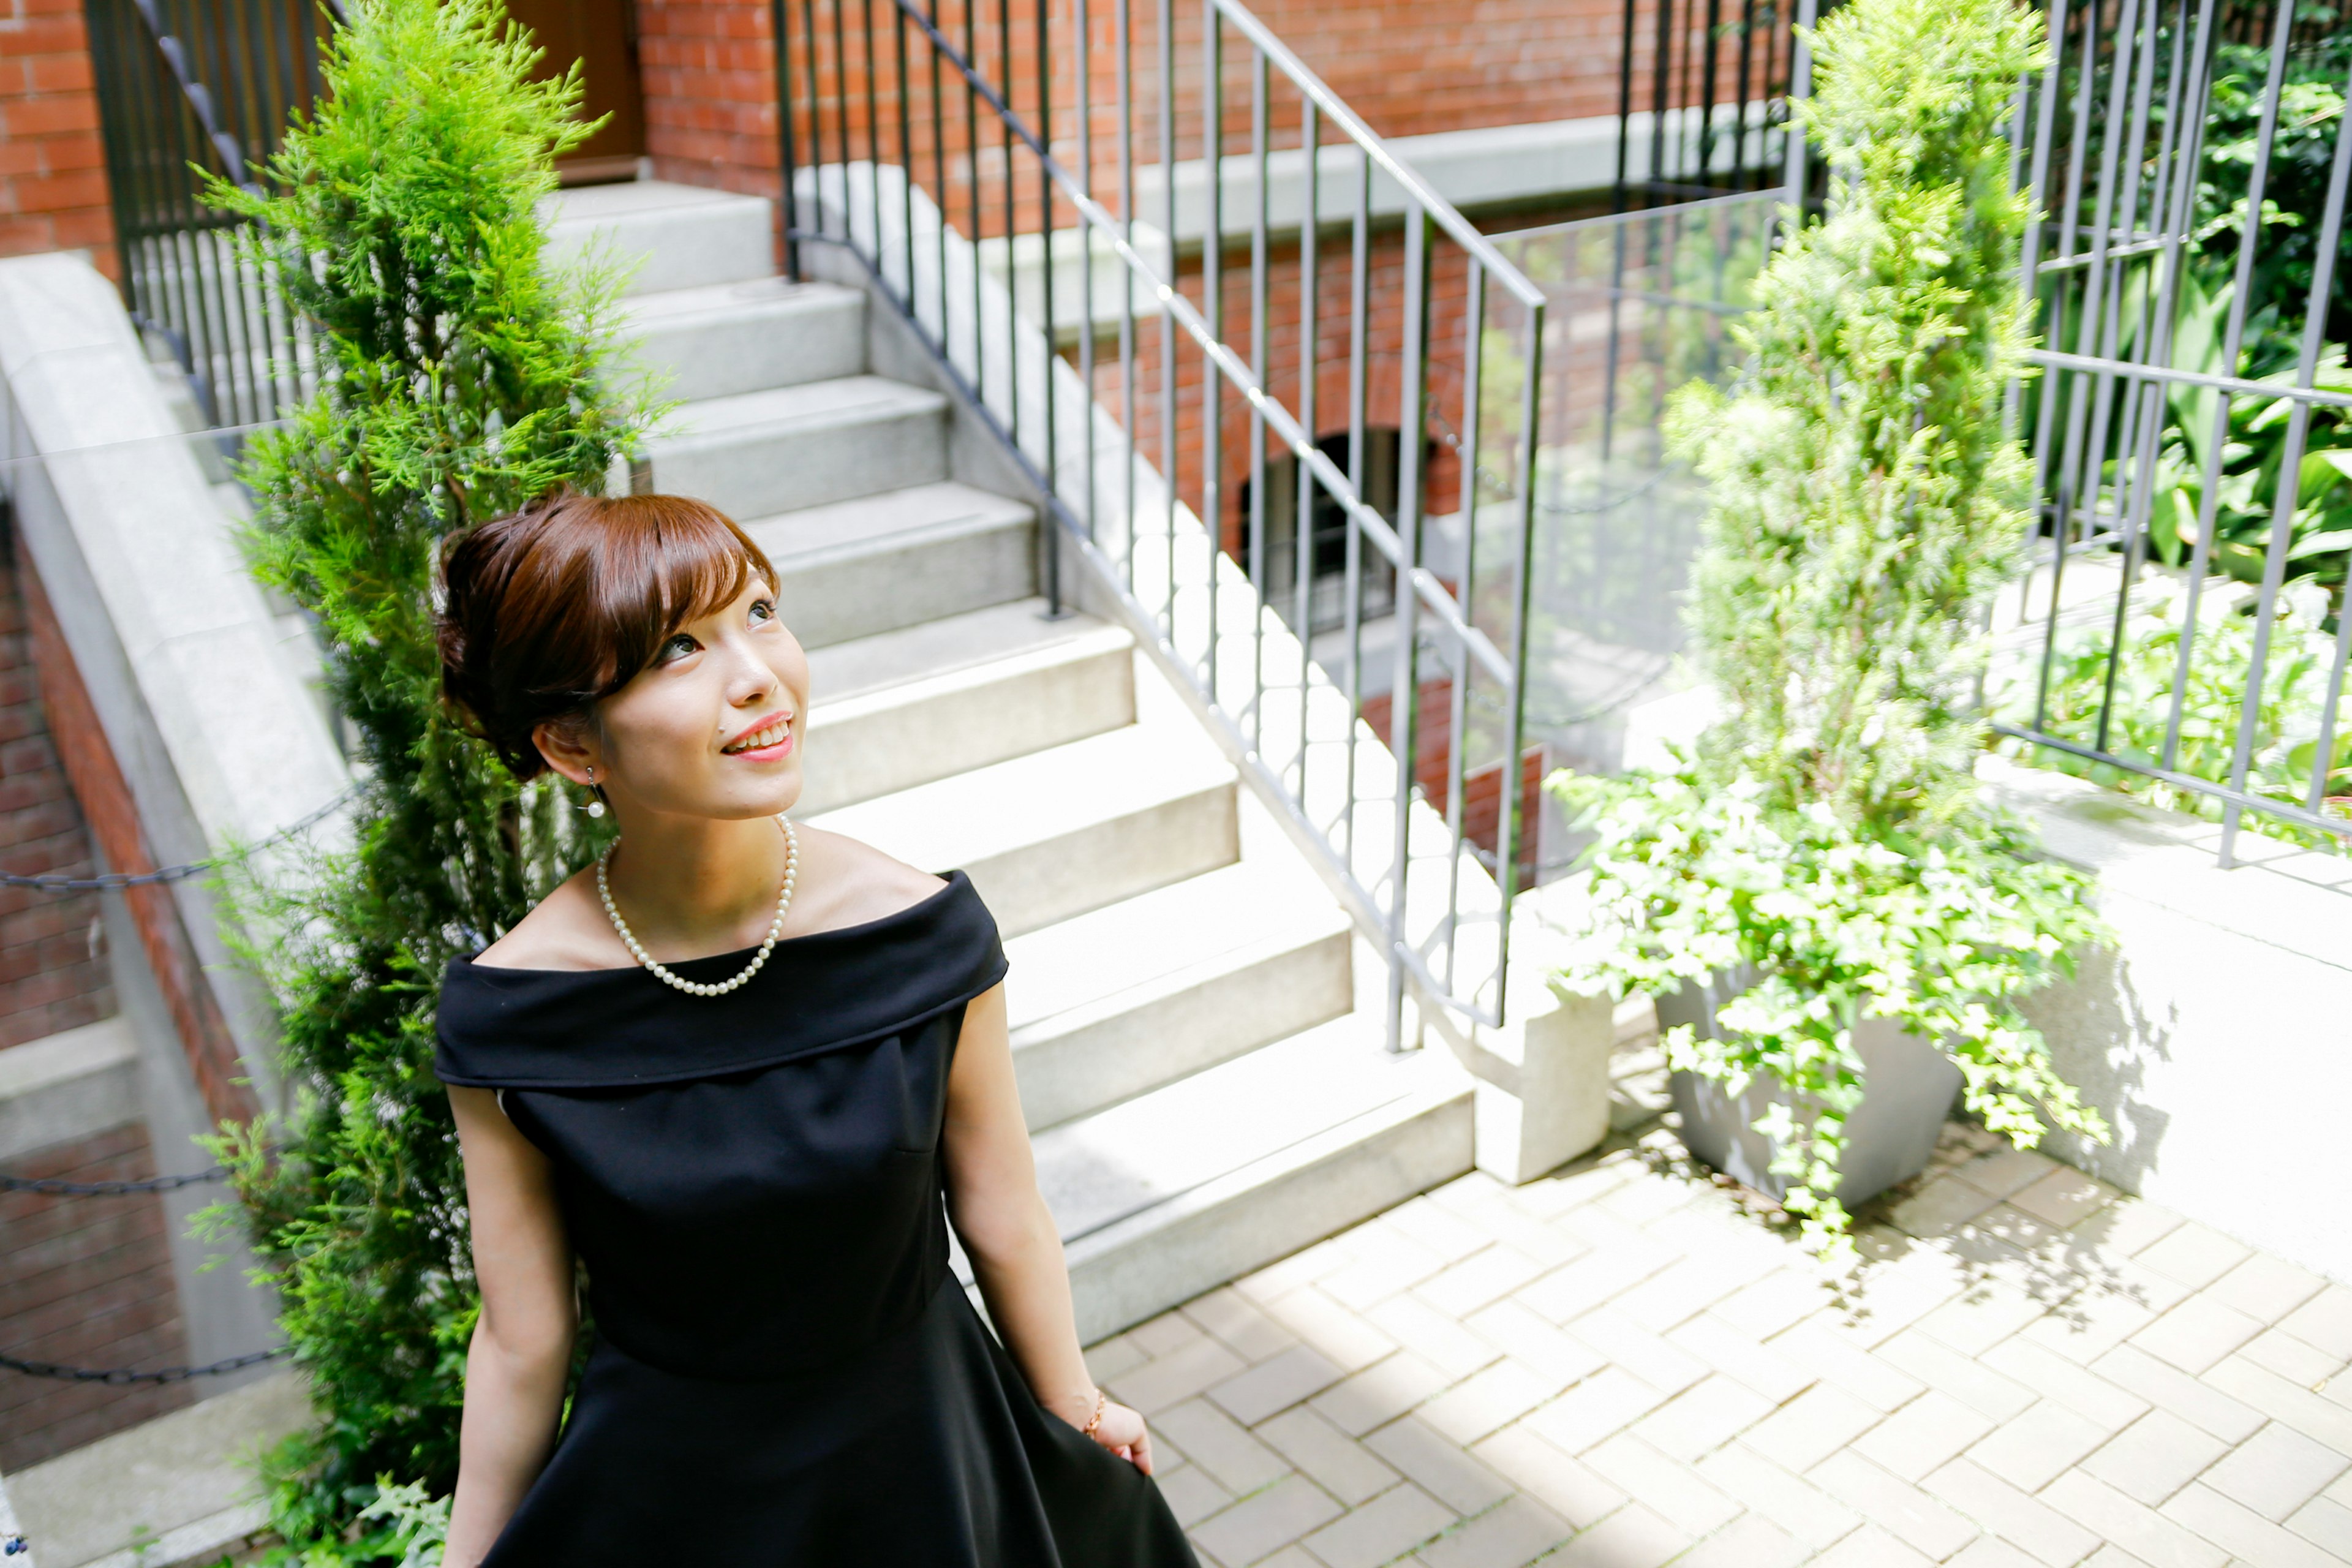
xmin=470 ymin=868 xmax=625 ymax=972
xmin=787 ymin=823 xmax=952 ymax=937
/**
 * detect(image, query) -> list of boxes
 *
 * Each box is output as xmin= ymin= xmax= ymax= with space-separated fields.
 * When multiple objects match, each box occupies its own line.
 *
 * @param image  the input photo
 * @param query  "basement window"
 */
xmin=1239 ymin=428 xmax=1401 ymax=638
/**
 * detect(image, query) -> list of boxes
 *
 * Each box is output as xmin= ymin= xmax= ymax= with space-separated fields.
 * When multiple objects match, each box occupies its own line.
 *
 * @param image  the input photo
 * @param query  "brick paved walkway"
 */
xmin=1091 ymin=1120 xmax=2352 ymax=1567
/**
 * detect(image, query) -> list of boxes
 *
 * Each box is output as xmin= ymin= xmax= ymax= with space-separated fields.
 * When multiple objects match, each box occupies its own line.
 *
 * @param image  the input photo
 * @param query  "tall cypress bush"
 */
xmin=195 ymin=0 xmax=655 ymax=1542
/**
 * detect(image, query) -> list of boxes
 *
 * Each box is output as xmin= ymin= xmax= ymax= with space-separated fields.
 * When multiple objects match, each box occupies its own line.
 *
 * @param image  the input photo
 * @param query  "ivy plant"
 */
xmin=1547 ymin=0 xmax=2111 ymax=1252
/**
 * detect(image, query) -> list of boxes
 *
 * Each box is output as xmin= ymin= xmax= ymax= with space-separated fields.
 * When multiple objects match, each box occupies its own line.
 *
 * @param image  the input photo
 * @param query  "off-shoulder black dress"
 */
xmin=434 ymin=869 xmax=1199 ymax=1567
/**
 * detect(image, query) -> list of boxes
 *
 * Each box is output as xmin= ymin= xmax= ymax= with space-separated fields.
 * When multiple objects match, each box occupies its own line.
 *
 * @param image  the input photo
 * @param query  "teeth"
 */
xmin=725 ymin=721 xmax=789 ymax=755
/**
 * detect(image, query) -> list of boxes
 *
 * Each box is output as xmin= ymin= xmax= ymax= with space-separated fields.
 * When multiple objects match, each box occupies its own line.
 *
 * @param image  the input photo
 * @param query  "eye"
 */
xmin=659 ymin=632 xmax=698 ymax=663
xmin=748 ymin=598 xmax=777 ymax=624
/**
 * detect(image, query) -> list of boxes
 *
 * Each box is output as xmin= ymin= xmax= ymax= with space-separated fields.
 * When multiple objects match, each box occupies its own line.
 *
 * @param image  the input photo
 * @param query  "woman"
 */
xmin=431 ymin=490 xmax=1197 ymax=1566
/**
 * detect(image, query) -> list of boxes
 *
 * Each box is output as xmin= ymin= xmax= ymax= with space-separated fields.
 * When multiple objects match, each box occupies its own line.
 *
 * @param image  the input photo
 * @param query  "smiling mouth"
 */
xmin=722 ymin=718 xmax=793 ymax=756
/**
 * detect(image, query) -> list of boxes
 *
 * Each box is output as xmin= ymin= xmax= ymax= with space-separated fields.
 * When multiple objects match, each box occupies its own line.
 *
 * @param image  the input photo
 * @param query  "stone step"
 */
xmin=1004 ymin=851 xmax=1355 ymax=1131
xmin=622 ymin=279 xmax=864 ymax=404
xmin=644 ymin=375 xmax=949 ymax=521
xmin=1039 ymin=1015 xmax=1474 ymax=1343
xmin=798 ymin=599 xmax=1134 ymax=815
xmin=543 ymin=180 xmax=775 ymax=298
xmin=804 ymin=718 xmax=1238 ymax=940
xmin=749 ymin=481 xmax=1037 ymax=650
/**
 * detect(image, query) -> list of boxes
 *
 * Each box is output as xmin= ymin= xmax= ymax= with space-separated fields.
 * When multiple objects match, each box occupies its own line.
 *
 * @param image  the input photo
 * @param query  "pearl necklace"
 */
xmin=597 ymin=815 xmax=799 ymax=997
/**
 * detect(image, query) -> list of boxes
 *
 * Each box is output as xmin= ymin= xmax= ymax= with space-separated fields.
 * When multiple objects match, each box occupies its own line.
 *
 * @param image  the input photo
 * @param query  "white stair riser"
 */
xmin=627 ymin=295 xmax=864 ymax=403
xmin=777 ymin=516 xmax=1036 ymax=649
xmin=797 ymin=641 xmax=1133 ymax=815
xmin=1065 ymin=1090 xmax=1474 ymax=1344
xmin=650 ymin=401 xmax=948 ymax=519
xmin=965 ymin=781 xmax=1238 ymax=940
xmin=549 ymin=198 xmax=774 ymax=297
xmin=1015 ymin=926 xmax=1352 ymax=1131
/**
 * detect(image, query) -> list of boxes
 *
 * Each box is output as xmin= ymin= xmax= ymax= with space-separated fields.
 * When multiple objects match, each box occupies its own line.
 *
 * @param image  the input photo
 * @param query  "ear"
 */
xmin=532 ymin=713 xmax=603 ymax=788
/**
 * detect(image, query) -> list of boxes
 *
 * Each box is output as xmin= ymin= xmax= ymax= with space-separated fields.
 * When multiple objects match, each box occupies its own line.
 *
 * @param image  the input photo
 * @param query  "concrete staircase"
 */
xmin=551 ymin=180 xmax=1473 ymax=1343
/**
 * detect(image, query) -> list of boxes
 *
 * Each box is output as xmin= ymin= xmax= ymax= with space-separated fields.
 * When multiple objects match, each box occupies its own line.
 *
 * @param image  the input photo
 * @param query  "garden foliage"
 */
xmin=192 ymin=0 xmax=652 ymax=1548
xmin=1551 ymin=0 xmax=2109 ymax=1250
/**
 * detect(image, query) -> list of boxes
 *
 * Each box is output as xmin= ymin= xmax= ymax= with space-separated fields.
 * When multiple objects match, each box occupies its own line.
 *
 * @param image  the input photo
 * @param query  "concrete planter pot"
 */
xmin=1656 ymin=970 xmax=1961 ymax=1207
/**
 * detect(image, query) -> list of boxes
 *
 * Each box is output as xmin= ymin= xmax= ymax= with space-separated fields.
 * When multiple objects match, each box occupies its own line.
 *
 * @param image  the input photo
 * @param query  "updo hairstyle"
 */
xmin=436 ymin=489 xmax=780 ymax=781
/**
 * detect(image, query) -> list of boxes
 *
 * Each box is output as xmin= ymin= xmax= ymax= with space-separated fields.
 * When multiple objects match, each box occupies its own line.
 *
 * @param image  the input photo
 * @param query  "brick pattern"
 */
xmin=635 ymin=0 xmax=783 ymax=199
xmin=0 ymin=1123 xmax=194 ymax=1472
xmin=1096 ymin=1116 xmax=2352 ymax=1566
xmin=0 ymin=0 xmax=115 ymax=273
xmin=0 ymin=521 xmax=114 ymax=1049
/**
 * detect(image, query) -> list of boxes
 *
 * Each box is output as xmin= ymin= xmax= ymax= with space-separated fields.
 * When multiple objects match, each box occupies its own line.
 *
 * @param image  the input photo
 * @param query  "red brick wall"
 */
xmin=0 ymin=0 xmax=115 ymax=275
xmin=635 ymin=0 xmax=782 ymax=199
xmin=0 ymin=1123 xmax=194 ymax=1472
xmin=0 ymin=522 xmax=115 ymax=1050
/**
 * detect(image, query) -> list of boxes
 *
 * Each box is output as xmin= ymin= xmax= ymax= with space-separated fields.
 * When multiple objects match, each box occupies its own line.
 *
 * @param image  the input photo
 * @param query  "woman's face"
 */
xmin=557 ymin=575 xmax=811 ymax=823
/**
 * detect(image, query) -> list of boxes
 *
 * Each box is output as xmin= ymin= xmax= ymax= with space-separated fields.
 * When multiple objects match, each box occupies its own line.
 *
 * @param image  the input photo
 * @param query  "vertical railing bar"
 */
xmin=1343 ymin=143 xmax=1369 ymax=873
xmin=1038 ymin=0 xmax=1062 ymax=615
xmin=832 ymin=0 xmax=854 ymax=245
xmin=1385 ymin=205 xmax=1431 ymax=1055
xmin=1613 ymin=0 xmax=1637 ymax=212
xmin=1117 ymin=0 xmax=1137 ymax=593
xmin=2223 ymin=38 xmax=2349 ymax=858
xmin=1157 ymin=0 xmax=1177 ymax=644
xmin=1439 ymin=265 xmax=1475 ymax=992
xmin=894 ymin=0 xmax=918 ymax=311
xmin=999 ymin=0 xmax=1020 ymax=450
xmin=1248 ymin=44 xmax=1269 ymax=755
xmin=926 ymin=0 xmax=948 ymax=318
xmin=863 ymin=0 xmax=886 ymax=282
xmin=1077 ymin=0 xmax=1098 ymax=549
xmin=1201 ymin=0 xmax=1223 ymax=698
xmin=1491 ymin=289 xmax=1544 ymax=1013
xmin=1294 ymin=95 xmax=1318 ymax=797
xmin=1697 ymin=0 xmax=1723 ymax=187
xmin=777 ymin=0 xmax=802 ymax=274
xmin=963 ymin=0 xmax=986 ymax=402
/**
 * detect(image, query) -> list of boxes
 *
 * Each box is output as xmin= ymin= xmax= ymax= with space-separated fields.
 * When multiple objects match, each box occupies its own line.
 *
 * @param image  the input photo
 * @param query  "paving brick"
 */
xmin=1951 ymin=1147 xmax=2061 ymax=1202
xmin=1738 ymin=1382 xmax=1886 ymax=1473
xmin=1468 ymin=1425 xmax=1627 ymax=1529
xmin=2133 ymin=1225 xmax=2252 ymax=1294
xmin=1310 ymin=1352 xmax=1458 ymax=1437
xmin=1115 ymin=1333 xmax=1252 ymax=1414
xmin=1193 ymin=1474 xmax=1346 ymax=1567
xmin=2006 ymin=1169 xmax=2119 ymax=1231
xmin=1608 ymin=1235 xmax=1784 ymax=1333
xmin=1409 ymin=1494 xmax=1574 ymax=1568
xmin=2128 ymin=1297 xmax=2266 ymax=1378
xmin=1923 ymin=1457 xmax=2103 ymax=1568
xmin=2078 ymin=1410 xmax=2228 ymax=1507
xmin=1535 ymin=1502 xmax=1689 ymax=1568
xmin=1714 ymin=1268 xmax=1834 ymax=1340
xmin=1237 ymin=1238 xmax=1357 ymax=1303
xmin=2086 ymin=1346 xmax=2264 ymax=1446
xmin=1366 ymin=1293 xmax=1505 ymax=1381
xmin=1877 ymin=1329 xmax=2038 ymax=1423
xmin=1668 ymin=1313 xmax=1816 ymax=1403
xmin=1525 ymin=1368 xmax=1671 ymax=1458
xmin=1692 ymin=1449 xmax=1863 ymax=1551
xmin=1414 ymin=1246 xmax=1550 ymax=1319
xmin=1675 ymin=1512 xmax=1808 ymax=1568
xmin=2158 ymin=1482 xmax=2341 ymax=1568
xmin=1945 ymin=1536 xmax=2045 ymax=1568
xmin=1262 ymin=1286 xmax=1403 ymax=1372
xmin=1594 ymin=1169 xmax=1701 ymax=1228
xmin=2040 ymin=1471 xmax=2227 ymax=1568
xmin=1855 ymin=1389 xmax=2000 ymax=1483
xmin=1159 ymin=1398 xmax=1295 ymax=1494
xmin=2278 ymin=1285 xmax=2352 ymax=1362
xmin=1810 ymin=1521 xmax=1939 ymax=1566
xmin=1774 ymin=1318 xmax=1930 ymax=1412
xmin=2076 ymin=1548 xmax=2157 ymax=1568
xmin=2203 ymin=1354 xmax=2352 ymax=1455
xmin=2237 ymin=1325 xmax=2345 ymax=1387
xmin=1257 ymin=1408 xmax=1403 ymax=1507
xmin=1386 ymin=1196 xmax=1507 ymax=1267
xmin=1162 ymin=1461 xmax=1238 ymax=1528
xmin=1514 ymin=1245 xmax=1679 ymax=1327
xmin=1212 ymin=1344 xmax=1351 ymax=1426
xmin=1627 ymin=1374 xmax=1775 ymax=1463
xmin=2016 ymin=1279 xmax=2170 ymax=1366
xmin=1813 ymin=1450 xmax=1982 ymax=1560
xmin=1417 ymin=1359 xmax=1576 ymax=1447
xmin=1322 ymin=1230 xmax=1453 ymax=1311
xmin=1968 ymin=1401 xmax=2113 ymax=1493
xmin=1136 ymin=1310 xmax=1212 ymax=1356
xmin=1365 ymin=1417 xmax=1516 ymax=1515
xmin=1980 ymin=1338 xmax=2149 ymax=1433
xmin=1190 ymin=1286 xmax=1306 ymax=1361
xmin=1298 ymin=1481 xmax=1453 ymax=1568
xmin=1459 ymin=1300 xmax=1607 ymax=1386
xmin=1088 ymin=1333 xmax=1152 ymax=1384
xmin=1582 ymin=1431 xmax=1741 ymax=1534
xmin=1888 ymin=1175 xmax=2005 ymax=1240
xmin=2285 ymin=1494 xmax=2352 ymax=1559
xmin=2067 ymin=1202 xmax=2187 ymax=1264
xmin=1562 ymin=1306 xmax=1709 ymax=1396
xmin=2204 ymin=1254 xmax=2328 ymax=1329
xmin=2198 ymin=1419 xmax=2350 ymax=1521
xmin=1831 ymin=1256 xmax=1975 ymax=1350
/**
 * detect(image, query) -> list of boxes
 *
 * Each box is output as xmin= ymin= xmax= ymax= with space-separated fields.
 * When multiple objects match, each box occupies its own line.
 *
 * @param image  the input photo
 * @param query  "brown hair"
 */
xmin=436 ymin=489 xmax=780 ymax=780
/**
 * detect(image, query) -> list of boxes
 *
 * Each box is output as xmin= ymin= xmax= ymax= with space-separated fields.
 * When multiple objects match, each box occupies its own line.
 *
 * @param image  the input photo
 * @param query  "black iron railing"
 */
xmin=83 ymin=0 xmax=336 ymax=429
xmin=1613 ymin=0 xmax=1808 ymax=214
xmin=775 ymin=0 xmax=1551 ymax=1043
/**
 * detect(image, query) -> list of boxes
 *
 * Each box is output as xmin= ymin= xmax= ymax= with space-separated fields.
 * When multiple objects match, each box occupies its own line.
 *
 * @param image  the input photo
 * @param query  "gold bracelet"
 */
xmin=1080 ymin=1387 xmax=1107 ymax=1438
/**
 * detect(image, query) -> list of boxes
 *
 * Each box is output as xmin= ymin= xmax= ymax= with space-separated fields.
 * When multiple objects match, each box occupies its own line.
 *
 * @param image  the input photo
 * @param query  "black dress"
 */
xmin=434 ymin=869 xmax=1200 ymax=1567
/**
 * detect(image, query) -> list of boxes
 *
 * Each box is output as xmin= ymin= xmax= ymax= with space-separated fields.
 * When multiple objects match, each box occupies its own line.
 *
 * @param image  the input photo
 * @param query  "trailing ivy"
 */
xmin=1549 ymin=0 xmax=2110 ymax=1252
xmin=189 ymin=0 xmax=657 ymax=1547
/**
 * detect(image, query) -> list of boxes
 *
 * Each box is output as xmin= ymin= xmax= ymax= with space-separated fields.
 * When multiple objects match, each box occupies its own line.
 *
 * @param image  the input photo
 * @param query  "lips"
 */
xmin=722 ymin=712 xmax=794 ymax=756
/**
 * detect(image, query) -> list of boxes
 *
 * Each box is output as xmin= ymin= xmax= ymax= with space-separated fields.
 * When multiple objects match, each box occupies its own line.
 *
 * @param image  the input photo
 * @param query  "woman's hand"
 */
xmin=1056 ymin=1388 xmax=1155 ymax=1474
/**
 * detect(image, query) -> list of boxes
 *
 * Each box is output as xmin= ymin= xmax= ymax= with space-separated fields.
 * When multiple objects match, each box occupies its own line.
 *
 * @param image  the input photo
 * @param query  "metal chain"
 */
xmin=0 ymin=1344 xmax=289 ymax=1386
xmin=0 ymin=1164 xmax=231 ymax=1196
xmin=0 ymin=783 xmax=356 ymax=894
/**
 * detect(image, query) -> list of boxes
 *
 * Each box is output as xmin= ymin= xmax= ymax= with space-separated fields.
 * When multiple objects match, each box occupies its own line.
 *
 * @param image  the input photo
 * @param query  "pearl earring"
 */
xmin=585 ymin=767 xmax=606 ymax=818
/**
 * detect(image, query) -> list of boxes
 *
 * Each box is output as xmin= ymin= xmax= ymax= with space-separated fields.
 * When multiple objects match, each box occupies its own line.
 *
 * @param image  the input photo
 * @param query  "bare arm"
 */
xmin=443 ymin=1086 xmax=579 ymax=1567
xmin=940 ymin=982 xmax=1154 ymax=1471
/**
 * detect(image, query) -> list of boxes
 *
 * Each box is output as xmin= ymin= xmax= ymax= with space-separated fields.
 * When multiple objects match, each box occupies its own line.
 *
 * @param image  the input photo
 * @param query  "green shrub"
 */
xmin=190 ymin=0 xmax=655 ymax=1543
xmin=1548 ymin=0 xmax=2109 ymax=1251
